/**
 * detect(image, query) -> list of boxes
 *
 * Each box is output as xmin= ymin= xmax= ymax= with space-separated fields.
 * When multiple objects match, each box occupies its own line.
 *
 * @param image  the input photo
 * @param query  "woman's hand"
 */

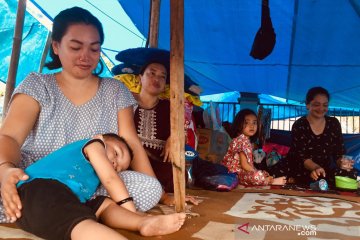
xmin=304 ymin=159 xmax=326 ymax=181
xmin=161 ymin=138 xmax=172 ymax=163
xmin=310 ymin=167 xmax=326 ymax=181
xmin=0 ymin=167 xmax=29 ymax=222
xmin=161 ymin=192 xmax=200 ymax=206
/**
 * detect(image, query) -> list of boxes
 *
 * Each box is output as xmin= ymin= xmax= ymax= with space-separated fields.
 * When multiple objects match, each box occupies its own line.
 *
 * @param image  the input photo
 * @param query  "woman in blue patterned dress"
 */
xmin=0 ymin=7 xmax=179 ymax=240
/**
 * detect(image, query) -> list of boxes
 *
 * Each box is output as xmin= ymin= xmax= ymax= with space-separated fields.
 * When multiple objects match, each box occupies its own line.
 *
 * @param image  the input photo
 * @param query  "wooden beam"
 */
xmin=149 ymin=0 xmax=160 ymax=48
xmin=38 ymin=32 xmax=52 ymax=73
xmin=170 ymin=0 xmax=185 ymax=212
xmin=3 ymin=0 xmax=27 ymax=119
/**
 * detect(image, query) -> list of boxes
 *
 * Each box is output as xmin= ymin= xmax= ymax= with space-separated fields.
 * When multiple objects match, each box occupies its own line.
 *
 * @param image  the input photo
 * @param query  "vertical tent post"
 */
xmin=170 ymin=0 xmax=185 ymax=212
xmin=149 ymin=0 xmax=160 ymax=47
xmin=2 ymin=0 xmax=27 ymax=119
xmin=38 ymin=32 xmax=52 ymax=73
xmin=285 ymin=0 xmax=299 ymax=102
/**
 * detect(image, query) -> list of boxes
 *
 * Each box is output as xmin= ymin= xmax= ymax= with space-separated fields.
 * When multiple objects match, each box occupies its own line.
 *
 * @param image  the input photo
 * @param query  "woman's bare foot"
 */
xmin=271 ymin=176 xmax=287 ymax=185
xmin=139 ymin=213 xmax=186 ymax=237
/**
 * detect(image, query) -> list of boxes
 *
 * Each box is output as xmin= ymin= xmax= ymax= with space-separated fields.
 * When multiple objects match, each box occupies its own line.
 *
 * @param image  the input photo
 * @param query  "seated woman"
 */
xmin=114 ymin=55 xmax=233 ymax=193
xmin=132 ymin=61 xmax=174 ymax=192
xmin=287 ymin=87 xmax=356 ymax=186
xmin=131 ymin=60 xmax=201 ymax=203
xmin=0 ymin=7 xmax=179 ymax=239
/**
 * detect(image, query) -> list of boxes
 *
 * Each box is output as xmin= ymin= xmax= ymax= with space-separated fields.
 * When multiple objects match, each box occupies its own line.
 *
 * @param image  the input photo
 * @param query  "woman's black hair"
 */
xmin=230 ymin=108 xmax=258 ymax=142
xmin=305 ymin=87 xmax=330 ymax=104
xmin=45 ymin=7 xmax=105 ymax=76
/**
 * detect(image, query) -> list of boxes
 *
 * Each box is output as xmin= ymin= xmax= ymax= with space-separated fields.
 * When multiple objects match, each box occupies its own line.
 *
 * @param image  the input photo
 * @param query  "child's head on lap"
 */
xmin=231 ymin=109 xmax=258 ymax=139
xmin=102 ymin=133 xmax=134 ymax=172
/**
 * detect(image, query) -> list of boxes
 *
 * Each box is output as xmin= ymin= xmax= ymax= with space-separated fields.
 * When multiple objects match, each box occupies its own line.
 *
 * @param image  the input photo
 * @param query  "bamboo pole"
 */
xmin=149 ymin=0 xmax=160 ymax=47
xmin=2 ymin=0 xmax=27 ymax=119
xmin=38 ymin=32 xmax=52 ymax=73
xmin=170 ymin=0 xmax=185 ymax=212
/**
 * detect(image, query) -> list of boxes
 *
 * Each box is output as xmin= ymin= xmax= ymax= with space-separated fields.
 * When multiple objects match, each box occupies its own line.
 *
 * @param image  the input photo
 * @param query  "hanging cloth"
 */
xmin=250 ymin=0 xmax=276 ymax=60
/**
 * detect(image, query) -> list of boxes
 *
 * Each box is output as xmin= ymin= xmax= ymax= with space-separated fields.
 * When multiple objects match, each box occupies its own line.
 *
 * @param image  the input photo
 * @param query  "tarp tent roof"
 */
xmin=0 ymin=0 xmax=49 ymax=85
xmin=1 ymin=0 xmax=360 ymax=109
xmin=0 ymin=0 xmax=146 ymax=85
xmin=119 ymin=0 xmax=360 ymax=109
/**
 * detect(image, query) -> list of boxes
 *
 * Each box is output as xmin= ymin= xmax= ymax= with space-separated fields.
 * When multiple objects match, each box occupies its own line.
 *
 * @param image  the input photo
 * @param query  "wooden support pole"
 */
xmin=38 ymin=32 xmax=52 ymax=73
xmin=170 ymin=0 xmax=185 ymax=212
xmin=149 ymin=0 xmax=160 ymax=48
xmin=3 ymin=0 xmax=27 ymax=119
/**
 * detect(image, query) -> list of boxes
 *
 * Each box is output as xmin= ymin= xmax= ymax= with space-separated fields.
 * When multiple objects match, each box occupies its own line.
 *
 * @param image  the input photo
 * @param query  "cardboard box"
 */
xmin=196 ymin=128 xmax=212 ymax=159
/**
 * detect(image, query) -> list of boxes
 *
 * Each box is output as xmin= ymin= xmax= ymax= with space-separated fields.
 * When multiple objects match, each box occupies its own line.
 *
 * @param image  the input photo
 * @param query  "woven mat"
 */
xmin=1 ymin=188 xmax=359 ymax=240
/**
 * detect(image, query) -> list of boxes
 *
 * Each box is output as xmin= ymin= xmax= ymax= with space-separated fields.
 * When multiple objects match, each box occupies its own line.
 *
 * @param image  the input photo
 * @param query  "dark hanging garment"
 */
xmin=250 ymin=0 xmax=276 ymax=60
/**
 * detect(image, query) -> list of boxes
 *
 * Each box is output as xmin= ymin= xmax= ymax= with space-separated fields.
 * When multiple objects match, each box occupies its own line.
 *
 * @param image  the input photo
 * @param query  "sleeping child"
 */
xmin=16 ymin=133 xmax=185 ymax=239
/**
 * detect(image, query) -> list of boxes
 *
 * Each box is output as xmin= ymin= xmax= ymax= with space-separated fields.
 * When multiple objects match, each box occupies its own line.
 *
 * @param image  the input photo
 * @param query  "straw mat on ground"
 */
xmin=0 ymin=188 xmax=359 ymax=240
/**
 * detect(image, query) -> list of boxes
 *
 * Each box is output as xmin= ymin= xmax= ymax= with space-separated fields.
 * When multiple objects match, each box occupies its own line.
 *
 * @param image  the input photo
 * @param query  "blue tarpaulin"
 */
xmin=119 ymin=0 xmax=360 ymax=109
xmin=1 ymin=0 xmax=360 ymax=110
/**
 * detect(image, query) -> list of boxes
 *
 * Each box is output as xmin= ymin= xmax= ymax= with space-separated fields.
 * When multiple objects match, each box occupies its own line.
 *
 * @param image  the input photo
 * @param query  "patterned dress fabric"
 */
xmin=289 ymin=116 xmax=344 ymax=168
xmin=223 ymin=134 xmax=270 ymax=185
xmin=133 ymin=99 xmax=176 ymax=192
xmin=13 ymin=72 xmax=135 ymax=169
xmin=287 ymin=116 xmax=357 ymax=184
xmin=134 ymin=99 xmax=170 ymax=159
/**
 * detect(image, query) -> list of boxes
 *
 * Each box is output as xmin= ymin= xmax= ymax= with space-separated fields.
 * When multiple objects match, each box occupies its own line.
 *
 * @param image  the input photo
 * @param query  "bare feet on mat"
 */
xmin=139 ymin=212 xmax=186 ymax=236
xmin=271 ymin=176 xmax=287 ymax=185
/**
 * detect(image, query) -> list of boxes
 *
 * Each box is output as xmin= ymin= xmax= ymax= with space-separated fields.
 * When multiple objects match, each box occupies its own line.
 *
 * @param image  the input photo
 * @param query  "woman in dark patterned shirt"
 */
xmin=133 ymin=61 xmax=198 ymax=205
xmin=288 ymin=87 xmax=356 ymax=186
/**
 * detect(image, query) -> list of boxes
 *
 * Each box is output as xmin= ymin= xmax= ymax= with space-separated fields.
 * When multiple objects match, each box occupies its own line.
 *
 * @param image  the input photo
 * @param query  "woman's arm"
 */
xmin=0 ymin=94 xmax=40 ymax=222
xmin=331 ymin=118 xmax=352 ymax=170
xmin=84 ymin=140 xmax=136 ymax=212
xmin=304 ymin=159 xmax=325 ymax=180
xmin=291 ymin=124 xmax=326 ymax=180
xmin=160 ymin=137 xmax=172 ymax=162
xmin=332 ymin=118 xmax=345 ymax=156
xmin=291 ymin=120 xmax=311 ymax=162
xmin=303 ymin=159 xmax=321 ymax=171
xmin=0 ymin=94 xmax=39 ymax=160
xmin=117 ymin=107 xmax=156 ymax=177
xmin=290 ymin=119 xmax=325 ymax=179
